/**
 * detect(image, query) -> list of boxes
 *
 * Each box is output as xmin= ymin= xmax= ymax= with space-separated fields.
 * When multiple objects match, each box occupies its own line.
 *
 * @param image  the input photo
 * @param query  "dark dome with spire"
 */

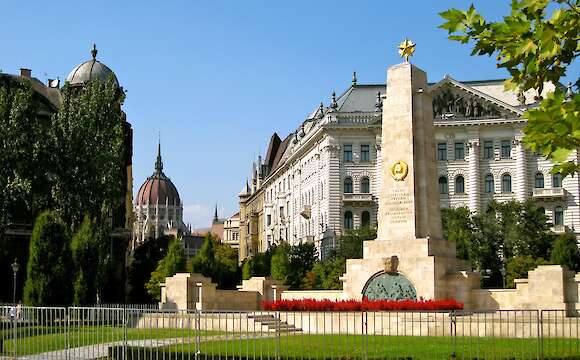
xmin=66 ymin=44 xmax=119 ymax=87
xmin=135 ymin=143 xmax=181 ymax=206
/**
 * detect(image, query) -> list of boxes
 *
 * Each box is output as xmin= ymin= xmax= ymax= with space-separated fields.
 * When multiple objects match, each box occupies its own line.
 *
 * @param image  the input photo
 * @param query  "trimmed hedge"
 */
xmin=261 ymin=298 xmax=464 ymax=311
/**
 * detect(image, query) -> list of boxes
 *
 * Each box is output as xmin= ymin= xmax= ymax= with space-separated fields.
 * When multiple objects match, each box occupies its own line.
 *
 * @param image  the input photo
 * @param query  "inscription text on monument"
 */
xmin=384 ymin=186 xmax=412 ymax=225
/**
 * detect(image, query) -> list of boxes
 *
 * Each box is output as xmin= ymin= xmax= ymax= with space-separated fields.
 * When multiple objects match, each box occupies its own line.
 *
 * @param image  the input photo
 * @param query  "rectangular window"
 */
xmin=553 ymin=173 xmax=562 ymax=188
xmin=343 ymin=144 xmax=353 ymax=162
xmin=501 ymin=140 xmax=511 ymax=158
xmin=279 ymin=206 xmax=284 ymax=218
xmin=437 ymin=143 xmax=447 ymax=161
xmin=483 ymin=141 xmax=493 ymax=159
xmin=360 ymin=144 xmax=370 ymax=162
xmin=266 ymin=215 xmax=271 ymax=226
xmin=454 ymin=142 xmax=464 ymax=160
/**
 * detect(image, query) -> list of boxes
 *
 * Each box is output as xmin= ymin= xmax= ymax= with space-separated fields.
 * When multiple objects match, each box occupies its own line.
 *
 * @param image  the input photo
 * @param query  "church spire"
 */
xmin=213 ymin=204 xmax=219 ymax=224
xmin=155 ymin=140 xmax=163 ymax=173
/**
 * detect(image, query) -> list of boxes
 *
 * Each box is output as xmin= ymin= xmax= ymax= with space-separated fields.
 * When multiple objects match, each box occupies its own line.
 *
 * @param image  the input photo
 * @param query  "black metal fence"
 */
xmin=0 ymin=306 xmax=578 ymax=359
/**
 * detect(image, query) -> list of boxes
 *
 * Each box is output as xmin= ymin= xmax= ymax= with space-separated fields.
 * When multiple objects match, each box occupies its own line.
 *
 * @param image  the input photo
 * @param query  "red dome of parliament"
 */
xmin=135 ymin=144 xmax=181 ymax=206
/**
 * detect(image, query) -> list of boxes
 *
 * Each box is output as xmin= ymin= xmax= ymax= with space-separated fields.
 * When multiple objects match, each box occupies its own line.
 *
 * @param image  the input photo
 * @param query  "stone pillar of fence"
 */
xmin=238 ymin=276 xmax=288 ymax=302
xmin=159 ymin=272 xmax=215 ymax=310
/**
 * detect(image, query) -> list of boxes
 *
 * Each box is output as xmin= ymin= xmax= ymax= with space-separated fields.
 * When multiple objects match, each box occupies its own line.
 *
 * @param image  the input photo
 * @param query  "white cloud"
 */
xmin=182 ymin=204 xmax=212 ymax=229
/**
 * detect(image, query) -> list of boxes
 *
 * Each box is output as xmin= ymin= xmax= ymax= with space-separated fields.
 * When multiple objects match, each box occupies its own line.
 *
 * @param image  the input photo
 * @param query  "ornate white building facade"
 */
xmin=240 ymin=74 xmax=579 ymax=259
xmin=223 ymin=212 xmax=240 ymax=249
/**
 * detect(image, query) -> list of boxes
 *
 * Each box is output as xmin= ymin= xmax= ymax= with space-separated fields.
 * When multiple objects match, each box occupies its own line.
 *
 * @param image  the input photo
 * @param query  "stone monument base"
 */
xmin=341 ymin=238 xmax=481 ymax=309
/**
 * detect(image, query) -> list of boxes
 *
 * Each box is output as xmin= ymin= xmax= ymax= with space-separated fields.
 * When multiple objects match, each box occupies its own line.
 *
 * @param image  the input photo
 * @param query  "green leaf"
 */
xmin=551 ymin=147 xmax=572 ymax=162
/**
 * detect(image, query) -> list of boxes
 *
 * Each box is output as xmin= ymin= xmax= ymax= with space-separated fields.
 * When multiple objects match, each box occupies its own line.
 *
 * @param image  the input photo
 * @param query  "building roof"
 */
xmin=0 ymin=73 xmax=63 ymax=110
xmin=270 ymin=134 xmax=292 ymax=175
xmin=264 ymin=133 xmax=282 ymax=171
xmin=66 ymin=45 xmax=119 ymax=87
xmin=336 ymin=84 xmax=384 ymax=113
xmin=135 ymin=142 xmax=181 ymax=206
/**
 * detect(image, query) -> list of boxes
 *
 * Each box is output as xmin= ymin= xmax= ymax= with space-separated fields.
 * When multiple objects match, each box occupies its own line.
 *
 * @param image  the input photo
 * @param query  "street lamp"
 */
xmin=11 ymin=259 xmax=19 ymax=304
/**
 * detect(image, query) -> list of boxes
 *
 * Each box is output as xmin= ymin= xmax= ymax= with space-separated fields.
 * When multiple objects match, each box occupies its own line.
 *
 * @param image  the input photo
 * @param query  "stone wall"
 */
xmin=280 ymin=265 xmax=580 ymax=315
xmin=160 ymin=274 xmax=286 ymax=310
xmin=134 ymin=311 xmax=579 ymax=339
xmin=472 ymin=265 xmax=579 ymax=314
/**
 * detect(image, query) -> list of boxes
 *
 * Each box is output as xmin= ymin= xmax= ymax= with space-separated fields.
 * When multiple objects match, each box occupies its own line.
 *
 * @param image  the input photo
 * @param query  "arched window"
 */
xmin=361 ymin=177 xmax=370 ymax=193
xmin=438 ymin=176 xmax=448 ymax=194
xmin=502 ymin=174 xmax=512 ymax=193
xmin=455 ymin=175 xmax=465 ymax=194
xmin=361 ymin=211 xmax=371 ymax=227
xmin=553 ymin=173 xmax=562 ymax=188
xmin=344 ymin=177 xmax=353 ymax=193
xmin=485 ymin=174 xmax=494 ymax=193
xmin=344 ymin=211 xmax=353 ymax=230
xmin=554 ymin=206 xmax=564 ymax=226
xmin=535 ymin=172 xmax=544 ymax=188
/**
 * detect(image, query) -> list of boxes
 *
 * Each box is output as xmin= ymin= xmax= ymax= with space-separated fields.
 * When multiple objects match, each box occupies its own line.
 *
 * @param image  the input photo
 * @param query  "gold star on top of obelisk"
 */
xmin=398 ymin=38 xmax=416 ymax=62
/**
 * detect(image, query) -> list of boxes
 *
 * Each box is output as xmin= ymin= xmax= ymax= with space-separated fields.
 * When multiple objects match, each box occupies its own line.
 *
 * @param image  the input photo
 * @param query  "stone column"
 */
xmin=514 ymin=137 xmax=528 ymax=202
xmin=467 ymin=139 xmax=481 ymax=212
xmin=374 ymin=137 xmax=382 ymax=222
xmin=325 ymin=143 xmax=341 ymax=236
xmin=378 ymin=62 xmax=442 ymax=241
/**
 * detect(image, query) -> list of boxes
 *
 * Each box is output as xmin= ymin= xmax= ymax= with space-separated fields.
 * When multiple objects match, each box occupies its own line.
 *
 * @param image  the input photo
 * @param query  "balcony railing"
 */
xmin=532 ymin=187 xmax=566 ymax=200
xmin=342 ymin=193 xmax=374 ymax=203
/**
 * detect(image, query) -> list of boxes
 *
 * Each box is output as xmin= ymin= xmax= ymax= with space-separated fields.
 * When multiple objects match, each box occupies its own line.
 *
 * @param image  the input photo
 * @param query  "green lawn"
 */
xmin=0 ymin=326 xmax=219 ymax=356
xmin=134 ymin=334 xmax=580 ymax=360
xmin=3 ymin=327 xmax=580 ymax=359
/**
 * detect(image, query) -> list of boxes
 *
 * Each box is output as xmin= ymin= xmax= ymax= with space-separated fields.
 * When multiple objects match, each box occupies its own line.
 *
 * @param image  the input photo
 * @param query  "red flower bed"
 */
xmin=261 ymin=298 xmax=463 ymax=311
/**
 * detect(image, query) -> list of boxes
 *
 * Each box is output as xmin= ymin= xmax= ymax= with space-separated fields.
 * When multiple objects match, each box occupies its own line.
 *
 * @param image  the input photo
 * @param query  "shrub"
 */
xmin=146 ymin=238 xmax=186 ymax=301
xmin=23 ymin=211 xmax=72 ymax=305
xmin=506 ymin=256 xmax=549 ymax=288
xmin=262 ymin=298 xmax=463 ymax=311
xmin=551 ymin=231 xmax=580 ymax=271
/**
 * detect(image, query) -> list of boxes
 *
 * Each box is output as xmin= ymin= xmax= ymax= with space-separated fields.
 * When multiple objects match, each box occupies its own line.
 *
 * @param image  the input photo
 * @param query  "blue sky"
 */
xmin=2 ymin=1 xmax=577 ymax=228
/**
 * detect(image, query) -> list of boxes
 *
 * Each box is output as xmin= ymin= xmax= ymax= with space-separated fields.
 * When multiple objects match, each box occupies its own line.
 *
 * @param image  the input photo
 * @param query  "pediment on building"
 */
xmin=430 ymin=77 xmax=523 ymax=120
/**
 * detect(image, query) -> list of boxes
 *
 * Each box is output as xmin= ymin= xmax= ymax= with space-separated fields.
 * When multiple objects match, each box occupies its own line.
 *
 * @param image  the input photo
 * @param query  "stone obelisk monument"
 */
xmin=342 ymin=42 xmax=478 ymax=303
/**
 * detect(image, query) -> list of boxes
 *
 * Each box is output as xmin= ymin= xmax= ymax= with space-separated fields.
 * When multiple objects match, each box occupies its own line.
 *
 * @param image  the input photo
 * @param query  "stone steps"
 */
xmin=247 ymin=314 xmax=302 ymax=333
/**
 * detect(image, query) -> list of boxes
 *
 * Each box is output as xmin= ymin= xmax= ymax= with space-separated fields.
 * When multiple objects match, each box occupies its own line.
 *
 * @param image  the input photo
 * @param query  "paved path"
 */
xmin=18 ymin=334 xmax=275 ymax=360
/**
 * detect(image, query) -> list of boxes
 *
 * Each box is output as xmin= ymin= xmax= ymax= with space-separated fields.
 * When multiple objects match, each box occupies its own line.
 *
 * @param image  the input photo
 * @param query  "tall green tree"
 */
xmin=551 ymin=231 xmax=580 ymax=271
xmin=0 ymin=78 xmax=52 ymax=226
xmin=335 ymin=226 xmax=377 ymax=259
xmin=241 ymin=250 xmax=273 ymax=280
xmin=490 ymin=200 xmax=553 ymax=260
xmin=288 ymin=242 xmax=318 ymax=289
xmin=146 ymin=238 xmax=186 ymax=301
xmin=23 ymin=211 xmax=72 ymax=305
xmin=270 ymin=243 xmax=291 ymax=284
xmin=442 ymin=200 xmax=554 ymax=288
xmin=440 ymin=0 xmax=580 ymax=176
xmin=302 ymin=257 xmax=346 ymax=290
xmin=213 ymin=243 xmax=240 ymax=289
xmin=269 ymin=242 xmax=318 ymax=289
xmin=49 ymin=78 xmax=126 ymax=227
xmin=188 ymin=233 xmax=241 ymax=289
xmin=441 ymin=207 xmax=475 ymax=261
xmin=189 ymin=233 xmax=216 ymax=278
xmin=127 ymin=235 xmax=171 ymax=303
xmin=71 ymin=215 xmax=104 ymax=305
xmin=471 ymin=207 xmax=504 ymax=287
